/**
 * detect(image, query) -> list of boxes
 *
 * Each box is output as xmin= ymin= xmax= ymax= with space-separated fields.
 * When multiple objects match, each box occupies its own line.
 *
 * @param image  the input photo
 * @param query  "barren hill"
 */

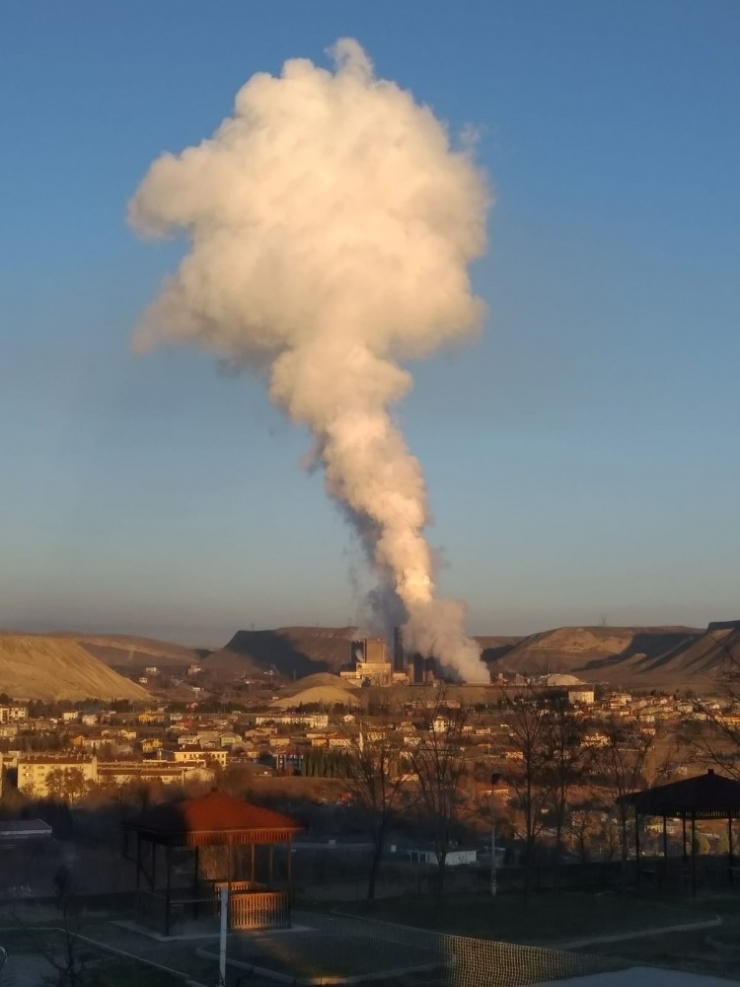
xmin=475 ymin=635 xmax=524 ymax=664
xmin=619 ymin=624 xmax=740 ymax=685
xmin=205 ymin=626 xmax=358 ymax=681
xmin=489 ymin=625 xmax=707 ymax=684
xmin=204 ymin=622 xmax=738 ymax=689
xmin=0 ymin=635 xmax=150 ymax=701
xmin=60 ymin=633 xmax=201 ymax=669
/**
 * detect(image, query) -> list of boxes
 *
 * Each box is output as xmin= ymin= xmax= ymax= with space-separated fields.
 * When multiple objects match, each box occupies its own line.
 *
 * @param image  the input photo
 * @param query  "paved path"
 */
xmin=538 ymin=969 xmax=738 ymax=986
xmin=557 ymin=912 xmax=721 ymax=949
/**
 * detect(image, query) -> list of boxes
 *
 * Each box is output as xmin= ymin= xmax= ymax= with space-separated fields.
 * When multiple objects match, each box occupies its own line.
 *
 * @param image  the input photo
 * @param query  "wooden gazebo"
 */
xmin=617 ymin=768 xmax=740 ymax=896
xmin=124 ymin=790 xmax=303 ymax=935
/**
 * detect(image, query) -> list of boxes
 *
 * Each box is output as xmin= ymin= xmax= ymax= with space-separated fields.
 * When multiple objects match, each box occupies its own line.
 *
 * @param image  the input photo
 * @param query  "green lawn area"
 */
xmin=0 ymin=926 xmax=188 ymax=986
xmin=575 ymin=893 xmax=740 ymax=982
xmin=340 ymin=891 xmax=710 ymax=946
xmin=579 ymin=922 xmax=740 ymax=982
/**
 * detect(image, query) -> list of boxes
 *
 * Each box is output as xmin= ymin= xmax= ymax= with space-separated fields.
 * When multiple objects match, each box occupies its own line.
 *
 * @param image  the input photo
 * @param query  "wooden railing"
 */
xmin=212 ymin=882 xmax=289 ymax=929
xmin=137 ymin=884 xmax=290 ymax=934
xmin=230 ymin=891 xmax=289 ymax=930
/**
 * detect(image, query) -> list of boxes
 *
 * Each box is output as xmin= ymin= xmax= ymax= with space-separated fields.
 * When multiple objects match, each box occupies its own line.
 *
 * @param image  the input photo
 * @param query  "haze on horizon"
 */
xmin=1 ymin=2 xmax=739 ymax=648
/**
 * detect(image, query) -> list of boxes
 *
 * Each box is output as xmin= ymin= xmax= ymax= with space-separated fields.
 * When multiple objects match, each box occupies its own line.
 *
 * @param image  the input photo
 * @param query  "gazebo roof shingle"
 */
xmin=617 ymin=769 xmax=740 ymax=819
xmin=125 ymin=790 xmax=304 ymax=845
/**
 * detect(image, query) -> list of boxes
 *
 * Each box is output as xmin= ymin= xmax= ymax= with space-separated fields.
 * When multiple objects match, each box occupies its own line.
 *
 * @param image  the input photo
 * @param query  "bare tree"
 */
xmin=593 ymin=719 xmax=673 ymax=875
xmin=407 ymin=692 xmax=468 ymax=899
xmin=46 ymin=768 xmax=90 ymax=805
xmin=565 ymin=799 xmax=608 ymax=864
xmin=540 ymin=698 xmax=593 ymax=886
xmin=500 ymin=684 xmax=552 ymax=900
xmin=345 ymin=719 xmax=409 ymax=902
xmin=689 ymin=641 xmax=740 ymax=779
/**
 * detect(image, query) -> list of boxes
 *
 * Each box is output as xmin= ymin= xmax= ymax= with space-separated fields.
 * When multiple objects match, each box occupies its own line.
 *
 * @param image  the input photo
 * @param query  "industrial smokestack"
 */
xmin=129 ymin=39 xmax=491 ymax=684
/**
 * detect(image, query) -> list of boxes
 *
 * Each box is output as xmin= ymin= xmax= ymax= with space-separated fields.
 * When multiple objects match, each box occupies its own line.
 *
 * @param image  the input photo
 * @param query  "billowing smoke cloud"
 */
xmin=129 ymin=39 xmax=491 ymax=683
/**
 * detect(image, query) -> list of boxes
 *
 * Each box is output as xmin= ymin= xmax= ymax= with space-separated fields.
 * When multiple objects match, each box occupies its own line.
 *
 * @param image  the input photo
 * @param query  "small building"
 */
xmin=124 ymin=791 xmax=303 ymax=936
xmin=399 ymin=846 xmax=477 ymax=867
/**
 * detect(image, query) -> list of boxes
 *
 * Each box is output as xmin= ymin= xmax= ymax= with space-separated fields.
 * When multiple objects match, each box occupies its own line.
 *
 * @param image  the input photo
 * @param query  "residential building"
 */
xmin=16 ymin=754 xmax=214 ymax=797
xmin=0 ymin=706 xmax=28 ymax=723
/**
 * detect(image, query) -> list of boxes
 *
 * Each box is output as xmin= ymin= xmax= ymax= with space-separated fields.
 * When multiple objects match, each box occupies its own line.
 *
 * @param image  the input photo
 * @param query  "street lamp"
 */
xmin=490 ymin=772 xmax=501 ymax=897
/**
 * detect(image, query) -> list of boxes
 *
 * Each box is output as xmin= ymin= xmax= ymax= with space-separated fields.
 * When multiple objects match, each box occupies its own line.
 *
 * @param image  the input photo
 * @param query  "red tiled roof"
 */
xmin=125 ymin=790 xmax=304 ymax=845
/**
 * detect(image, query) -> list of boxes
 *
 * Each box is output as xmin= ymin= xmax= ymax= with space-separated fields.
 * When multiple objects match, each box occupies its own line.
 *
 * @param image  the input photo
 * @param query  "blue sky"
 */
xmin=1 ymin=2 xmax=739 ymax=645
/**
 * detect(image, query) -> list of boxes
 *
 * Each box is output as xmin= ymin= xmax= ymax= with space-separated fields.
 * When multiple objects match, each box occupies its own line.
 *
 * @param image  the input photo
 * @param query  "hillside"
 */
xmin=624 ymin=625 xmax=740 ymax=685
xmin=58 ymin=633 xmax=201 ymax=669
xmin=0 ymin=635 xmax=150 ymax=701
xmin=207 ymin=623 xmax=740 ymax=687
xmin=488 ymin=625 xmax=708 ymax=685
xmin=475 ymin=635 xmax=524 ymax=664
xmin=205 ymin=626 xmax=358 ymax=681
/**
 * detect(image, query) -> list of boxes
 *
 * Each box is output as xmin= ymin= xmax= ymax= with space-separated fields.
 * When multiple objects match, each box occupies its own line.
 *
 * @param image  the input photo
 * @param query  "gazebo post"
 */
xmin=269 ymin=844 xmax=274 ymax=886
xmin=728 ymin=816 xmax=734 ymax=886
xmin=136 ymin=832 xmax=141 ymax=891
xmin=193 ymin=844 xmax=200 ymax=919
xmin=634 ymin=805 xmax=641 ymax=886
xmin=152 ymin=841 xmax=157 ymax=890
xmin=287 ymin=838 xmax=292 ymax=897
xmin=251 ymin=843 xmax=256 ymax=885
xmin=165 ymin=843 xmax=172 ymax=937
xmin=227 ymin=838 xmax=234 ymax=932
xmin=662 ymin=815 xmax=668 ymax=880
xmin=691 ymin=813 xmax=697 ymax=898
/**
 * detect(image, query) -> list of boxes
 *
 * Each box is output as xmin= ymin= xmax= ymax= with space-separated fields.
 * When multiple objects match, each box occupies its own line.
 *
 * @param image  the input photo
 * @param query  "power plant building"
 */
xmin=340 ymin=637 xmax=393 ymax=686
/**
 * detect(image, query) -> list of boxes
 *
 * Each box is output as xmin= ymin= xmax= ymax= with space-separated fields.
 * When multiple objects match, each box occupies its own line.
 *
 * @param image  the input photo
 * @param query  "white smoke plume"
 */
xmin=129 ymin=39 xmax=491 ymax=683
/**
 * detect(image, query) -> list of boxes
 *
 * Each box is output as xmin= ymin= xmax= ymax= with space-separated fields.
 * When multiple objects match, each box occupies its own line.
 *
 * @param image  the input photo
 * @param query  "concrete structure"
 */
xmin=340 ymin=637 xmax=392 ymax=686
xmin=162 ymin=746 xmax=229 ymax=768
xmin=568 ymin=686 xmax=596 ymax=705
xmin=16 ymin=754 xmax=214 ymax=797
xmin=17 ymin=755 xmax=99 ymax=797
xmin=401 ymin=846 xmax=478 ymax=866
xmin=255 ymin=713 xmax=329 ymax=729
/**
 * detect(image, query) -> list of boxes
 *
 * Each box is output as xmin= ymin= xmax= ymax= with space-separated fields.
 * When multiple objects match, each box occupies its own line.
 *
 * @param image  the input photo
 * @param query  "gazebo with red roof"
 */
xmin=124 ymin=790 xmax=304 ymax=936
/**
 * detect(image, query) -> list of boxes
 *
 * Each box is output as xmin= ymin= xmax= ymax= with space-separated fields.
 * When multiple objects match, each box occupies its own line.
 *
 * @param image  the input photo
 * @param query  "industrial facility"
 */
xmin=340 ymin=629 xmax=455 ymax=687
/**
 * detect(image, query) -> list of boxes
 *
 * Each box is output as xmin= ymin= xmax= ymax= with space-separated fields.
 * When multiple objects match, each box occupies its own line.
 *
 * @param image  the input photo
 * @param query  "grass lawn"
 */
xmin=579 ymin=923 xmax=740 ymax=982
xmin=576 ymin=893 xmax=740 ymax=982
xmin=0 ymin=927 xmax=188 ymax=986
xmin=340 ymin=890 xmax=709 ymax=945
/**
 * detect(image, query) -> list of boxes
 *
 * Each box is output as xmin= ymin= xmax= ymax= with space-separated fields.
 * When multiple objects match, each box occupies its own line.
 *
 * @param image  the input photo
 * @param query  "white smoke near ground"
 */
xmin=129 ymin=39 xmax=491 ymax=683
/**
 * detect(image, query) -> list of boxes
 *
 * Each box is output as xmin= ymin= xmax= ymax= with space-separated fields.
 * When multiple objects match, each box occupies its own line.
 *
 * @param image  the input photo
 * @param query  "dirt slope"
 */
xmin=475 ymin=636 xmax=524 ymax=664
xmin=627 ymin=626 xmax=740 ymax=685
xmin=491 ymin=625 xmax=705 ymax=683
xmin=205 ymin=622 xmax=737 ymax=688
xmin=57 ymin=633 xmax=199 ymax=669
xmin=206 ymin=626 xmax=358 ymax=680
xmin=0 ymin=635 xmax=150 ymax=701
